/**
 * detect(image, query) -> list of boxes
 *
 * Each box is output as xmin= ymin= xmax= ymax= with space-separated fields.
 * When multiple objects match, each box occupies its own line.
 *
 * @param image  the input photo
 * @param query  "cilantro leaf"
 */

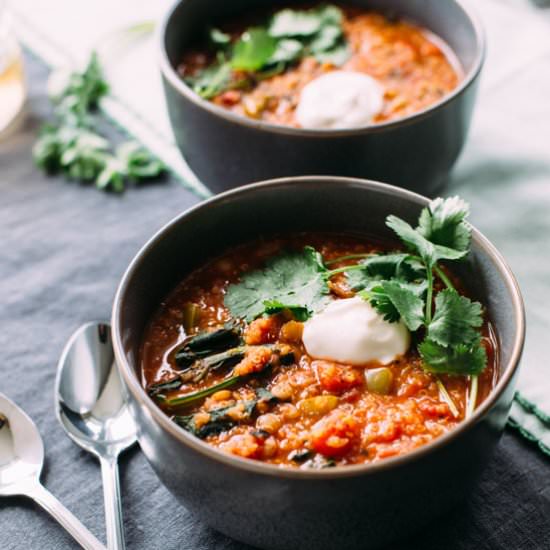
xmin=361 ymin=280 xmax=425 ymax=330
xmin=346 ymin=252 xmax=424 ymax=291
xmin=269 ymin=39 xmax=304 ymax=65
xmin=116 ymin=142 xmax=165 ymax=180
xmin=386 ymin=197 xmax=472 ymax=267
xmin=309 ymin=24 xmax=342 ymax=53
xmin=224 ymin=246 xmax=330 ymax=321
xmin=34 ymin=51 xmax=164 ymax=192
xmin=313 ymin=43 xmax=351 ymax=66
xmin=231 ymin=28 xmax=277 ymax=71
xmin=386 ymin=215 xmax=468 ymax=268
xmin=418 ymin=196 xmax=471 ymax=252
xmin=319 ymin=5 xmax=343 ymax=25
xmin=263 ymin=300 xmax=310 ymax=322
xmin=33 ymin=125 xmax=65 ymax=173
xmin=60 ymin=130 xmax=109 ymax=181
xmin=48 ymin=52 xmax=109 ymax=119
xmin=209 ymin=28 xmax=231 ymax=47
xmin=427 ymin=289 xmax=483 ymax=347
xmin=187 ymin=5 xmax=349 ymax=98
xmin=419 ymin=338 xmax=487 ymax=376
xmin=268 ymin=8 xmax=324 ymax=37
xmin=187 ymin=61 xmax=233 ymax=99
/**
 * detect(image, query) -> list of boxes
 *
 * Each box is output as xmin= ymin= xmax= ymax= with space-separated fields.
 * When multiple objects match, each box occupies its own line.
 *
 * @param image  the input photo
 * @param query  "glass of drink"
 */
xmin=0 ymin=0 xmax=26 ymax=139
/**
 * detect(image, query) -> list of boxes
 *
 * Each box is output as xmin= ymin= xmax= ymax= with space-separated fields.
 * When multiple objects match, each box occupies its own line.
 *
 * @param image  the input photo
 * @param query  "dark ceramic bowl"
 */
xmin=159 ymin=0 xmax=485 ymax=195
xmin=112 ymin=177 xmax=524 ymax=550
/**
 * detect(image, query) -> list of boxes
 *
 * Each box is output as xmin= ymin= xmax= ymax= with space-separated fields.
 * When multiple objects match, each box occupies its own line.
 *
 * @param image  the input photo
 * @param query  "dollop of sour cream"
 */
xmin=296 ymin=71 xmax=384 ymax=129
xmin=302 ymin=297 xmax=410 ymax=365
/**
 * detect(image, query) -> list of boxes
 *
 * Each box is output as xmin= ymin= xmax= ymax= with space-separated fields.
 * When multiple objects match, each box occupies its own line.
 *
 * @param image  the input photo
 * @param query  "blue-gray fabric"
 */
xmin=1 ymin=46 xmax=550 ymax=550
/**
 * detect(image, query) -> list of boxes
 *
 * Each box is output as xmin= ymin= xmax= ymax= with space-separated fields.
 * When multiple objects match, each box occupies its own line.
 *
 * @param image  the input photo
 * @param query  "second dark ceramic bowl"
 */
xmin=112 ymin=177 xmax=524 ymax=550
xmin=159 ymin=0 xmax=485 ymax=195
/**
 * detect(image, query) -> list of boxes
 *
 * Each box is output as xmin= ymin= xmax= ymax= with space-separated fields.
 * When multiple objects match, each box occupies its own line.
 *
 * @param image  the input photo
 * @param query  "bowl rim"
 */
xmin=112 ymin=176 xmax=525 ymax=480
xmin=158 ymin=0 xmax=486 ymax=137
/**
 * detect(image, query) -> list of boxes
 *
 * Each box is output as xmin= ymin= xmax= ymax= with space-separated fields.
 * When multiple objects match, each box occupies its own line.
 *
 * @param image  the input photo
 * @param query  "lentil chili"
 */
xmin=178 ymin=6 xmax=461 ymax=126
xmin=141 ymin=235 xmax=497 ymax=468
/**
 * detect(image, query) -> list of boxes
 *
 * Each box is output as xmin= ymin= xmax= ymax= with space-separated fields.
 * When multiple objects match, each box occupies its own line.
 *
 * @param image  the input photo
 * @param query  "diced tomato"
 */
xmin=310 ymin=410 xmax=360 ymax=457
xmin=218 ymin=90 xmax=242 ymax=106
xmin=417 ymin=398 xmax=454 ymax=418
xmin=314 ymin=361 xmax=363 ymax=393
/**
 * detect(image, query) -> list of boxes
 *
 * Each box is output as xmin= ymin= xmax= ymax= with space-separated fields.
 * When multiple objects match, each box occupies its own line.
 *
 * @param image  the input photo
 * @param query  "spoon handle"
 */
xmin=99 ymin=455 xmax=125 ymax=550
xmin=31 ymin=483 xmax=106 ymax=550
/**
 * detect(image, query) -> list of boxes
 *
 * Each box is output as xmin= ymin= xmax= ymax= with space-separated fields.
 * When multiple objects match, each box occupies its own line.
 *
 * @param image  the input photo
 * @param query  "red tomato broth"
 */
xmin=177 ymin=5 xmax=462 ymax=127
xmin=141 ymin=235 xmax=498 ymax=467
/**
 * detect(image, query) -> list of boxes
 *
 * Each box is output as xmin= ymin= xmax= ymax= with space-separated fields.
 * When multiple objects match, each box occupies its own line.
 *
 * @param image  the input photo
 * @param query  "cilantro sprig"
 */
xmin=224 ymin=246 xmax=331 ymax=322
xmin=186 ymin=5 xmax=350 ymax=100
xmin=33 ymin=53 xmax=165 ymax=192
xmin=348 ymin=197 xmax=485 ymax=416
xmin=381 ymin=198 xmax=486 ymax=377
xmin=223 ymin=197 xmax=488 ymax=417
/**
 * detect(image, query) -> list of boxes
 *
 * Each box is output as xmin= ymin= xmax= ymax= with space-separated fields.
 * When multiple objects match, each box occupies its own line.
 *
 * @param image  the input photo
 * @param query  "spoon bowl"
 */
xmin=0 ymin=394 xmax=43 ymax=495
xmin=55 ymin=322 xmax=137 ymax=550
xmin=0 ymin=392 xmax=105 ymax=549
xmin=56 ymin=322 xmax=137 ymax=458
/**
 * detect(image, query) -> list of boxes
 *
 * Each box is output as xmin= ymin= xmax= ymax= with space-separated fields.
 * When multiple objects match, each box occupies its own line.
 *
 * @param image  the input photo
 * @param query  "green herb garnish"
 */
xmin=186 ymin=5 xmax=350 ymax=99
xmin=223 ymin=197 xmax=487 ymax=416
xmin=232 ymin=28 xmax=277 ymax=71
xmin=224 ymin=246 xmax=331 ymax=321
xmin=381 ymin=198 xmax=487 ymax=378
xmin=361 ymin=280 xmax=425 ymax=330
xmin=33 ymin=52 xmax=165 ymax=192
xmin=345 ymin=252 xmax=425 ymax=289
xmin=362 ymin=197 xmax=485 ymax=415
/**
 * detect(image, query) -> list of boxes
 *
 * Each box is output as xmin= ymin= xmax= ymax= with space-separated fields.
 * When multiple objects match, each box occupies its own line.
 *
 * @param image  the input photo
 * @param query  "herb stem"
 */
xmin=425 ymin=267 xmax=434 ymax=324
xmin=160 ymin=375 xmax=241 ymax=409
xmin=466 ymin=375 xmax=479 ymax=418
xmin=326 ymin=264 xmax=366 ymax=277
xmin=325 ymin=253 xmax=374 ymax=266
xmin=434 ymin=265 xmax=455 ymax=291
xmin=436 ymin=377 xmax=460 ymax=418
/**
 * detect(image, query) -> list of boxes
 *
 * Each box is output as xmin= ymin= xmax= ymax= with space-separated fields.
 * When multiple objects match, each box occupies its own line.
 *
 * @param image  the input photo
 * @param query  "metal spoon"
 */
xmin=55 ymin=322 xmax=137 ymax=550
xmin=0 ymin=392 xmax=106 ymax=550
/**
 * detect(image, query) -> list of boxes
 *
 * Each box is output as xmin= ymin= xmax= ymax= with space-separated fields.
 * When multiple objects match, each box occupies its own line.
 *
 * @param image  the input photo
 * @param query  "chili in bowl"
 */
xmin=112 ymin=177 xmax=524 ymax=550
xmin=159 ymin=0 xmax=485 ymax=193
xmin=178 ymin=5 xmax=463 ymax=128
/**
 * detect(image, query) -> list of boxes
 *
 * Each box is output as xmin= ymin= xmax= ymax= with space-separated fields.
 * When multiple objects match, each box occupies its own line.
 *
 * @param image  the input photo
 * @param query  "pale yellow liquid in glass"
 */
xmin=0 ymin=3 xmax=25 ymax=137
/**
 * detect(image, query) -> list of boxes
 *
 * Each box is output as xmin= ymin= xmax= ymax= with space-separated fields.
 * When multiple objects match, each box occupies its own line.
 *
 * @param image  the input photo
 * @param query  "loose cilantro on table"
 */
xmin=33 ymin=52 xmax=165 ymax=192
xmin=186 ymin=5 xmax=351 ymax=99
xmin=223 ymin=197 xmax=487 ymax=416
